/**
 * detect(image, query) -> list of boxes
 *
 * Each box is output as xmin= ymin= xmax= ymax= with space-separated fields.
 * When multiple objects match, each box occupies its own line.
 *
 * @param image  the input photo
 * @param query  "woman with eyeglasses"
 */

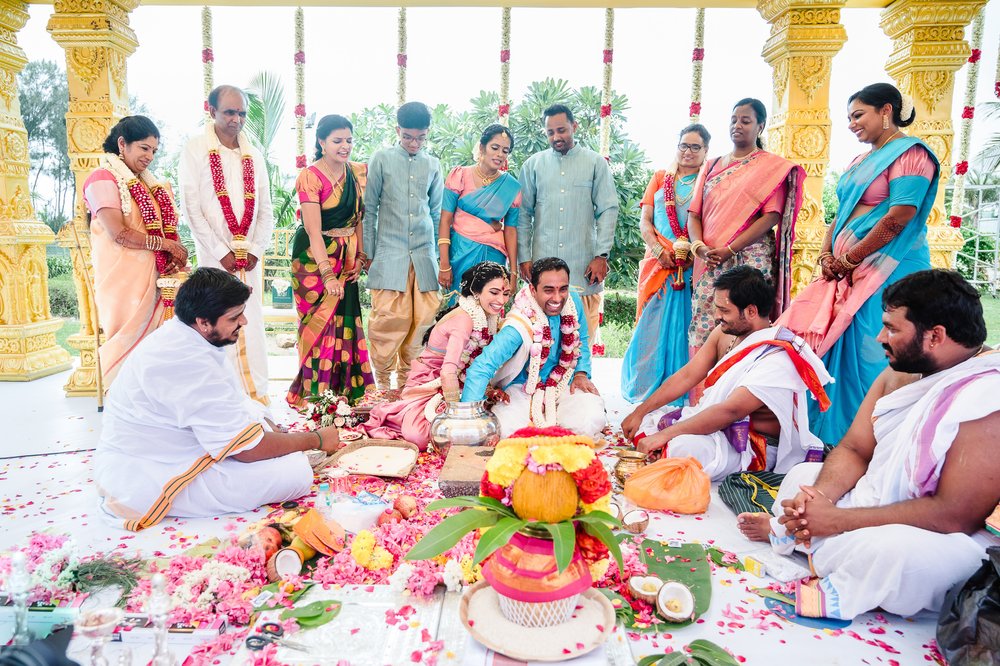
xmin=286 ymin=114 xmax=375 ymax=410
xmin=779 ymin=83 xmax=937 ymax=445
xmin=686 ymin=98 xmax=806 ymax=357
xmin=621 ymin=124 xmax=710 ymax=405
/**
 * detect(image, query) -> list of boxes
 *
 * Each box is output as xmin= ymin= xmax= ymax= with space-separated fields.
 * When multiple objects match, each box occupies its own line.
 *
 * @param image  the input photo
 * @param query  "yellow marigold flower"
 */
xmin=486 ymin=443 xmax=528 ymax=486
xmin=459 ymin=554 xmax=483 ymax=584
xmin=350 ymin=530 xmax=376 ymax=567
xmin=530 ymin=443 xmax=594 ymax=472
xmin=588 ymin=558 xmax=611 ymax=582
xmin=369 ymin=546 xmax=394 ymax=570
xmin=582 ymin=494 xmax=612 ymax=515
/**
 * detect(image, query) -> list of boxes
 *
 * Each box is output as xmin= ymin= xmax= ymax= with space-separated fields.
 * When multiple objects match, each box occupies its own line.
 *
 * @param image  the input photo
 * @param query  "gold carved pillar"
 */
xmin=47 ymin=0 xmax=137 ymax=396
xmin=758 ymin=0 xmax=847 ymax=296
xmin=0 ymin=1 xmax=72 ymax=381
xmin=880 ymin=0 xmax=987 ymax=268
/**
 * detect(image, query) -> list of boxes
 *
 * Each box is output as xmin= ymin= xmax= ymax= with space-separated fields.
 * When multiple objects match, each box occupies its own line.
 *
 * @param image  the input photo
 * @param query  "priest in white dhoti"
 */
xmin=746 ymin=270 xmax=999 ymax=620
xmin=622 ymin=266 xmax=831 ymax=480
xmin=180 ymin=84 xmax=273 ymax=405
xmin=95 ymin=268 xmax=339 ymax=532
xmin=461 ymin=257 xmax=607 ymax=437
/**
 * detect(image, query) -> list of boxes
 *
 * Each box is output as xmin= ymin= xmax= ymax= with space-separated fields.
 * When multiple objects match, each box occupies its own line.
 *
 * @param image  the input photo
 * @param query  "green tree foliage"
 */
xmin=245 ymin=71 xmax=299 ymax=230
xmin=19 ymin=60 xmax=72 ymax=232
xmin=349 ymin=79 xmax=651 ymax=288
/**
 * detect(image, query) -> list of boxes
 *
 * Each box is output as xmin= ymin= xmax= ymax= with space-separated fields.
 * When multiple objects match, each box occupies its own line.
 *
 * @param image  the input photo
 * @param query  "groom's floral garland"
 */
xmin=102 ymin=154 xmax=179 ymax=277
xmin=515 ymin=286 xmax=581 ymax=427
xmin=456 ymin=295 xmax=499 ymax=384
xmin=206 ymin=126 xmax=256 ymax=269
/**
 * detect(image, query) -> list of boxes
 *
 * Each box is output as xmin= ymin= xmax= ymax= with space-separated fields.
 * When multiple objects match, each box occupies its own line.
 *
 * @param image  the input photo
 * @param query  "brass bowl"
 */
xmin=614 ymin=450 xmax=648 ymax=486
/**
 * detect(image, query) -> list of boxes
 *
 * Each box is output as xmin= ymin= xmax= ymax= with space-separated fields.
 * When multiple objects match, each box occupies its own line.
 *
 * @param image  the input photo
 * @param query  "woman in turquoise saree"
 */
xmin=621 ymin=124 xmax=710 ymax=404
xmin=438 ymin=124 xmax=520 ymax=304
xmin=287 ymin=115 xmax=375 ymax=409
xmin=780 ymin=83 xmax=939 ymax=445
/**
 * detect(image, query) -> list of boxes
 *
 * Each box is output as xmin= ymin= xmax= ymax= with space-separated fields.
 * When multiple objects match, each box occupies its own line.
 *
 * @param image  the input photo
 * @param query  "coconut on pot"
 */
xmin=622 ymin=509 xmax=650 ymax=534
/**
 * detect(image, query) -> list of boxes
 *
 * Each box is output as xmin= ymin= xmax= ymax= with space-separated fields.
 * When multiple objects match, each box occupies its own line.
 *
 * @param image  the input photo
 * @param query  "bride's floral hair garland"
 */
xmin=949 ymin=9 xmax=985 ymax=229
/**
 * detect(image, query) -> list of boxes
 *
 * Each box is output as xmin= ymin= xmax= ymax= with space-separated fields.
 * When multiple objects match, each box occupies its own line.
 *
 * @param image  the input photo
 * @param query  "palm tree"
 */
xmin=244 ymin=71 xmax=297 ymax=230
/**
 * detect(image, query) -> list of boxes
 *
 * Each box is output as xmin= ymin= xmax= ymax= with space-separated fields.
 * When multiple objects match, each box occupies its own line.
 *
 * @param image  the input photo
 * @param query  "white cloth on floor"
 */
xmin=179 ymin=128 xmax=274 ymax=405
xmin=642 ymin=326 xmax=830 ymax=480
xmin=95 ymin=318 xmax=312 ymax=531
xmin=492 ymin=383 xmax=607 ymax=438
xmin=769 ymin=352 xmax=1000 ymax=619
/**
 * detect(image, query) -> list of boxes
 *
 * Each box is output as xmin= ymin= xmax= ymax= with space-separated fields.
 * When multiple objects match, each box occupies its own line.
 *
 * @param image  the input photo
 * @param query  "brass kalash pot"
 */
xmin=430 ymin=401 xmax=502 ymax=497
xmin=614 ymin=450 xmax=649 ymax=486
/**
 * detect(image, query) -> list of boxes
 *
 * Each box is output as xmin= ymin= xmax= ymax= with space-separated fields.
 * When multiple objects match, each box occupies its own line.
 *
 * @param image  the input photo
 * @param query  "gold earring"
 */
xmin=882 ymin=115 xmax=889 ymax=130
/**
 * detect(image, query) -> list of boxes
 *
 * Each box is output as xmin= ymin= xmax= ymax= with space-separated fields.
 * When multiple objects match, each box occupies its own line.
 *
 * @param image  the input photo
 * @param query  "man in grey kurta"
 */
xmin=517 ymin=104 xmax=619 ymax=341
xmin=363 ymin=102 xmax=443 ymax=389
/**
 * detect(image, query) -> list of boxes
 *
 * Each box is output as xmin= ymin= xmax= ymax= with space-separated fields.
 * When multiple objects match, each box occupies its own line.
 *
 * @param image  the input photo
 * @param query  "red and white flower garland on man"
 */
xmin=205 ymin=125 xmax=257 ymax=270
xmin=514 ymin=286 xmax=581 ymax=427
xmin=102 ymin=153 xmax=183 ymax=316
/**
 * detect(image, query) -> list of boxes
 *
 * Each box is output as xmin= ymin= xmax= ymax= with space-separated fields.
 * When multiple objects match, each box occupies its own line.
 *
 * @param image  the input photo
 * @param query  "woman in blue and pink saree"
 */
xmin=437 ymin=124 xmax=520 ymax=304
xmin=780 ymin=83 xmax=938 ymax=445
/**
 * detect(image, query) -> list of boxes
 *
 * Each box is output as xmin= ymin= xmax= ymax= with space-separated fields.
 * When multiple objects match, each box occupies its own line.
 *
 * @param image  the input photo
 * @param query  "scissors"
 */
xmin=245 ymin=621 xmax=312 ymax=654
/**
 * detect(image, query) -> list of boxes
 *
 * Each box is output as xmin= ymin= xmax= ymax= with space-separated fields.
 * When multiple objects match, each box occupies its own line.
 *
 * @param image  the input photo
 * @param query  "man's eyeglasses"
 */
xmin=401 ymin=134 xmax=428 ymax=144
xmin=678 ymin=143 xmax=704 ymax=153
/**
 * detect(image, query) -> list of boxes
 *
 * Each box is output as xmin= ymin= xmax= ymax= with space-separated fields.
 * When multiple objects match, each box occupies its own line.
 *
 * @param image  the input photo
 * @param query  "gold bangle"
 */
xmin=690 ymin=240 xmax=707 ymax=257
xmin=439 ymin=266 xmax=452 ymax=273
xmin=437 ymin=238 xmax=451 ymax=245
xmin=727 ymin=244 xmax=737 ymax=257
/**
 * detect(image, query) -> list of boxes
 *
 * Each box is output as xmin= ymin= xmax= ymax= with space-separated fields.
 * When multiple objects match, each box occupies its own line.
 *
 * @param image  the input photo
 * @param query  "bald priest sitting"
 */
xmin=95 ymin=267 xmax=339 ymax=531
xmin=621 ymin=266 xmax=832 ymax=480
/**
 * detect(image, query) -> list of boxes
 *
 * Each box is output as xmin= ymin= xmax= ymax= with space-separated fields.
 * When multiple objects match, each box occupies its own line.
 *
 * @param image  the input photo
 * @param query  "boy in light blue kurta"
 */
xmin=462 ymin=257 xmax=608 ymax=437
xmin=517 ymin=104 xmax=619 ymax=341
xmin=364 ymin=102 xmax=443 ymax=389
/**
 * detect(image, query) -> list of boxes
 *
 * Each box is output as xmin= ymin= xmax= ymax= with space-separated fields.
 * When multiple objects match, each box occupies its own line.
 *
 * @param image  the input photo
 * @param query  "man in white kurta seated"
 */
xmin=461 ymin=257 xmax=607 ymax=437
xmin=740 ymin=270 xmax=999 ymax=620
xmin=621 ymin=266 xmax=832 ymax=480
xmin=95 ymin=268 xmax=340 ymax=531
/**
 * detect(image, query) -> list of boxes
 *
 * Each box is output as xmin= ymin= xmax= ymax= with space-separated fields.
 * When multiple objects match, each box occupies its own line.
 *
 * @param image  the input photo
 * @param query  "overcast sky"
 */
xmin=18 ymin=3 xmax=1000 ymax=176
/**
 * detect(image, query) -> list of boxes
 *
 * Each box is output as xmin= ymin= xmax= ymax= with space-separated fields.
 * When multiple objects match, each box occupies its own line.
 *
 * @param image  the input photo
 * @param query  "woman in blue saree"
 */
xmin=780 ymin=83 xmax=939 ymax=445
xmin=621 ymin=124 xmax=710 ymax=403
xmin=437 ymin=124 xmax=520 ymax=303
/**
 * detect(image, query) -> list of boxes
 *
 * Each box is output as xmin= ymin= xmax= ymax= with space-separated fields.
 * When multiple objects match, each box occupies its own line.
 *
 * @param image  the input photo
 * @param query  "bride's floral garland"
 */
xmin=205 ymin=126 xmax=256 ymax=269
xmin=102 ymin=154 xmax=179 ymax=276
xmin=456 ymin=294 xmax=499 ymax=384
xmin=514 ymin=286 xmax=580 ymax=427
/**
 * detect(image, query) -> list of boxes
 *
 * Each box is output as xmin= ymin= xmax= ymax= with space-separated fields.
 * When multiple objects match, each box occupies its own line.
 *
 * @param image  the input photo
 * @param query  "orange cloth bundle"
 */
xmin=623 ymin=456 xmax=711 ymax=514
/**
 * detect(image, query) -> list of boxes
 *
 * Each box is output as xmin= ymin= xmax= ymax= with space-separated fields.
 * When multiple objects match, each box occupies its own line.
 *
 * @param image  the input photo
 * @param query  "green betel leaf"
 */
xmin=573 ymin=510 xmax=621 ymax=529
xmin=687 ymin=640 xmax=739 ymax=666
xmin=582 ymin=521 xmax=624 ymax=575
xmin=404 ymin=510 xmax=499 ymax=561
xmin=280 ymin=599 xmax=340 ymax=620
xmin=425 ymin=496 xmax=515 ymax=518
xmin=473 ymin=517 xmax=527 ymax=565
xmin=540 ymin=521 xmax=576 ymax=573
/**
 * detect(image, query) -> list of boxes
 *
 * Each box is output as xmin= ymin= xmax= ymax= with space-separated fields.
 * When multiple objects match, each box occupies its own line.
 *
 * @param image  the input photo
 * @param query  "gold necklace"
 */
xmin=673 ymin=170 xmax=697 ymax=206
xmin=474 ymin=164 xmax=500 ymax=187
xmin=854 ymin=130 xmax=905 ymax=171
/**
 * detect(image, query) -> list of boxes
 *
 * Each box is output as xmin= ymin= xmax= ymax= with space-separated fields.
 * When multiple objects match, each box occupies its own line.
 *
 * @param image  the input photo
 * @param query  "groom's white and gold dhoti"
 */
xmin=461 ymin=290 xmax=607 ymax=438
xmin=639 ymin=326 xmax=831 ymax=480
xmin=769 ymin=352 xmax=1000 ymax=620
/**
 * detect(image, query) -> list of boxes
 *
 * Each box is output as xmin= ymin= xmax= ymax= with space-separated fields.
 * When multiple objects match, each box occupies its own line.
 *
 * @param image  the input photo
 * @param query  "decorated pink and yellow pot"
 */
xmin=483 ymin=529 xmax=592 ymax=627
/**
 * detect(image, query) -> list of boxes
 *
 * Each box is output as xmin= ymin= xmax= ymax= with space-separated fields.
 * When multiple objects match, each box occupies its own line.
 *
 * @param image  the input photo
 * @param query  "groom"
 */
xmin=461 ymin=257 xmax=607 ymax=437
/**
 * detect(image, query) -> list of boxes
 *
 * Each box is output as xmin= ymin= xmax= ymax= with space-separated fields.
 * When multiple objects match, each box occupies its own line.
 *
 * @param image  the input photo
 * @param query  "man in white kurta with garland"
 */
xmin=461 ymin=257 xmax=607 ymax=437
xmin=740 ymin=270 xmax=999 ymax=621
xmin=95 ymin=268 xmax=340 ymax=532
xmin=621 ymin=266 xmax=831 ymax=480
xmin=180 ymin=84 xmax=274 ymax=405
